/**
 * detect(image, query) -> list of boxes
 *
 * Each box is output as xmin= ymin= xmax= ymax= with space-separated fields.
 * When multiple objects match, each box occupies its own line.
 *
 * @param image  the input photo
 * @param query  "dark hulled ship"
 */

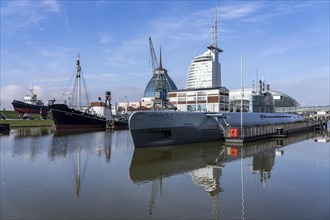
xmin=50 ymin=53 xmax=128 ymax=130
xmin=50 ymin=102 xmax=109 ymax=129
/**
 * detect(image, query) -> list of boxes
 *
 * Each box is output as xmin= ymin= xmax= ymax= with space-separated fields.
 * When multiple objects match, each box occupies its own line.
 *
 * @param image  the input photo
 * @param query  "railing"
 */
xmin=224 ymin=120 xmax=317 ymax=143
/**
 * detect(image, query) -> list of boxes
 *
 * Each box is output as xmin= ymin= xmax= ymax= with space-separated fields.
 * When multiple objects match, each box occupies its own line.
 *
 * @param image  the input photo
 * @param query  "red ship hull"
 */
xmin=12 ymin=100 xmax=49 ymax=118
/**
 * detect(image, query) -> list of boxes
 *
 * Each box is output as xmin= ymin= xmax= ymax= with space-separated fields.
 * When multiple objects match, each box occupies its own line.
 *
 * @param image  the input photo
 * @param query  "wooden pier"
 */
xmin=224 ymin=120 xmax=322 ymax=143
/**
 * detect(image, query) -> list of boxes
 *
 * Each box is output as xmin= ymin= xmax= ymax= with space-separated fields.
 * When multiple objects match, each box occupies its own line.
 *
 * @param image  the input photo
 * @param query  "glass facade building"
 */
xmin=142 ymin=66 xmax=178 ymax=101
xmin=229 ymin=88 xmax=300 ymax=111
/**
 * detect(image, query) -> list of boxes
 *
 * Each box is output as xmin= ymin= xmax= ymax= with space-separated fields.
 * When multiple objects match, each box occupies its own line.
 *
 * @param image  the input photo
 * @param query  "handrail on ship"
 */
xmin=205 ymin=113 xmax=229 ymax=133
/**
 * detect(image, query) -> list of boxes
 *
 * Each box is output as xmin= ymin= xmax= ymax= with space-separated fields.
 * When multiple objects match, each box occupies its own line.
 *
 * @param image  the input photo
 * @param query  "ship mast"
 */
xmin=76 ymin=146 xmax=81 ymax=200
xmin=76 ymin=53 xmax=81 ymax=110
xmin=240 ymin=52 xmax=244 ymax=138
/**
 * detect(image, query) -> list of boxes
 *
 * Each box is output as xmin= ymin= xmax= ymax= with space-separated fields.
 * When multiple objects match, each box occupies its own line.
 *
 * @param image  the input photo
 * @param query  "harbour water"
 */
xmin=1 ymin=127 xmax=329 ymax=219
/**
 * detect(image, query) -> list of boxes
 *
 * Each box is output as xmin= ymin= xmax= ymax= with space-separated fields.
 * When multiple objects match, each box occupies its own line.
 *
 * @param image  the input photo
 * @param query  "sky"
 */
xmin=1 ymin=0 xmax=329 ymax=110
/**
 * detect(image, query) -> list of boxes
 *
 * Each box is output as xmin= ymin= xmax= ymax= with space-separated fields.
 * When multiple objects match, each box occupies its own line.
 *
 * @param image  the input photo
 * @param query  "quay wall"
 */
xmin=224 ymin=120 xmax=320 ymax=143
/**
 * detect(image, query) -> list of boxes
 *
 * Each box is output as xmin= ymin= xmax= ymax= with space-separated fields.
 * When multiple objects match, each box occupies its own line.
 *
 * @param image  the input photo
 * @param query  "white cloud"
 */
xmin=262 ymin=42 xmax=300 ymax=57
xmin=219 ymin=1 xmax=322 ymax=25
xmin=1 ymin=0 xmax=61 ymax=34
xmin=149 ymin=8 xmax=211 ymax=43
xmin=42 ymin=0 xmax=60 ymax=12
xmin=38 ymin=47 xmax=73 ymax=57
xmin=219 ymin=2 xmax=262 ymax=20
xmin=1 ymin=85 xmax=27 ymax=109
xmin=97 ymin=32 xmax=112 ymax=44
xmin=104 ymin=38 xmax=147 ymax=69
xmin=0 ymin=84 xmax=64 ymax=110
xmin=1 ymin=1 xmax=328 ymax=108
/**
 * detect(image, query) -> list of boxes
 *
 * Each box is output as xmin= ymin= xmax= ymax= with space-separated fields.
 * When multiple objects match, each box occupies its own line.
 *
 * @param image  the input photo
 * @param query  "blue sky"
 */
xmin=1 ymin=0 xmax=329 ymax=110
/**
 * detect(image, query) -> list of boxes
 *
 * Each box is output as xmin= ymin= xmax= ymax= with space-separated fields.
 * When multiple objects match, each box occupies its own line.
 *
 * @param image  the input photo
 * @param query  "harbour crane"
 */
xmin=149 ymin=36 xmax=159 ymax=72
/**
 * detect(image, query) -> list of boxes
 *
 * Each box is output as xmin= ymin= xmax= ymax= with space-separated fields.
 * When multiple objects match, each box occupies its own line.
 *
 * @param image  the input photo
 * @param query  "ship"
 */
xmin=50 ymin=53 xmax=128 ymax=130
xmin=129 ymin=111 xmax=304 ymax=147
xmin=50 ymin=99 xmax=111 ymax=129
xmin=129 ymin=80 xmax=304 ymax=147
xmin=112 ymin=114 xmax=130 ymax=129
xmin=12 ymin=87 xmax=49 ymax=119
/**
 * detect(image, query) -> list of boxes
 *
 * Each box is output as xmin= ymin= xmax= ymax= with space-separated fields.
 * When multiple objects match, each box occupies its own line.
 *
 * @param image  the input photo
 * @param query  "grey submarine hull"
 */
xmin=128 ymin=111 xmax=304 ymax=148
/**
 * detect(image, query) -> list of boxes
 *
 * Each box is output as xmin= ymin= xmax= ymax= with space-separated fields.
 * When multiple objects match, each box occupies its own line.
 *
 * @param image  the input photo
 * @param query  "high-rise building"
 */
xmin=186 ymin=8 xmax=223 ymax=89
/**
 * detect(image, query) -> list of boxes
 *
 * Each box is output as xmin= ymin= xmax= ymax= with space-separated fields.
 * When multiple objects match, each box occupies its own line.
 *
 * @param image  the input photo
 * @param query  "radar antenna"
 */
xmin=207 ymin=7 xmax=223 ymax=52
xmin=212 ymin=6 xmax=218 ymax=47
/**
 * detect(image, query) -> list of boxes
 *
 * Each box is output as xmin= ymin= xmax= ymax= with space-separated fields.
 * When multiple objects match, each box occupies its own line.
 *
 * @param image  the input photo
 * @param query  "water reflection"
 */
xmin=130 ymin=132 xmax=316 ymax=183
xmin=314 ymin=130 xmax=330 ymax=143
xmin=50 ymin=130 xmax=114 ymax=199
xmin=50 ymin=129 xmax=113 ymax=162
xmin=129 ymin=131 xmax=317 ymax=217
xmin=5 ymin=127 xmax=55 ymax=160
xmin=1 ymin=128 xmax=328 ymax=219
xmin=13 ymin=127 xmax=55 ymax=138
xmin=52 ymin=128 xmax=105 ymax=137
xmin=3 ymin=128 xmax=130 ymax=164
xmin=4 ymin=127 xmax=115 ymax=201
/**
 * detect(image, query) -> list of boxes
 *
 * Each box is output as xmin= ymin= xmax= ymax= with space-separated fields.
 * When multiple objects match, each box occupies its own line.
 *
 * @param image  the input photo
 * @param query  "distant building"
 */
xmin=186 ymin=8 xmax=222 ymax=89
xmin=141 ymin=48 xmax=177 ymax=103
xmin=168 ymin=87 xmax=229 ymax=112
xmin=229 ymin=87 xmax=300 ymax=112
xmin=186 ymin=45 xmax=222 ymax=89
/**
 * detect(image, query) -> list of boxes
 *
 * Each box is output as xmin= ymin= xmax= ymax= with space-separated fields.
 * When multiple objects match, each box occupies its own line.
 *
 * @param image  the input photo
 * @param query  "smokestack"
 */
xmin=105 ymin=91 xmax=111 ymax=107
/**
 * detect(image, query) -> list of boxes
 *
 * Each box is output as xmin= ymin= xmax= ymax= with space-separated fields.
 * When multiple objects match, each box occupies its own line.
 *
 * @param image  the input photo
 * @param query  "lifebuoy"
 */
xmin=229 ymin=128 xmax=239 ymax=138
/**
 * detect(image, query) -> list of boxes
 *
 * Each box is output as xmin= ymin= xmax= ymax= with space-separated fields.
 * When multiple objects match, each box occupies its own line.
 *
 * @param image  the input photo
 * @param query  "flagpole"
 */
xmin=240 ymin=52 xmax=243 ymax=139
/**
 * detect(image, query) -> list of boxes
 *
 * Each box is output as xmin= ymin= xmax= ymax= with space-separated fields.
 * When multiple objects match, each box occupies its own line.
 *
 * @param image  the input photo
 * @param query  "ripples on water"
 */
xmin=1 ymin=128 xmax=329 ymax=219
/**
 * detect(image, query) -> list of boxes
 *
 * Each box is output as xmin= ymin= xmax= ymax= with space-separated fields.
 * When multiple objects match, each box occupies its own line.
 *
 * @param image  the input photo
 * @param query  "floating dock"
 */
xmin=224 ymin=120 xmax=325 ymax=144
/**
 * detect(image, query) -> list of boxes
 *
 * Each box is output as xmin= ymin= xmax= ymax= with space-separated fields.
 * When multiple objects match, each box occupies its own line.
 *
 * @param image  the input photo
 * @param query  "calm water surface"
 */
xmin=1 ymin=128 xmax=329 ymax=220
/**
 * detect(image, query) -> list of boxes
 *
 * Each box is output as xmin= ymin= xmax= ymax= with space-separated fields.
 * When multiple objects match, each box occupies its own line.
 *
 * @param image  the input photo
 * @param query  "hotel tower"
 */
xmin=186 ymin=8 xmax=223 ymax=89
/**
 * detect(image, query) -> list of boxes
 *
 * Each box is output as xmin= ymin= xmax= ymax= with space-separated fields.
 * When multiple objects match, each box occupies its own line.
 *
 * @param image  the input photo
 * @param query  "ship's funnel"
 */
xmin=105 ymin=91 xmax=111 ymax=107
